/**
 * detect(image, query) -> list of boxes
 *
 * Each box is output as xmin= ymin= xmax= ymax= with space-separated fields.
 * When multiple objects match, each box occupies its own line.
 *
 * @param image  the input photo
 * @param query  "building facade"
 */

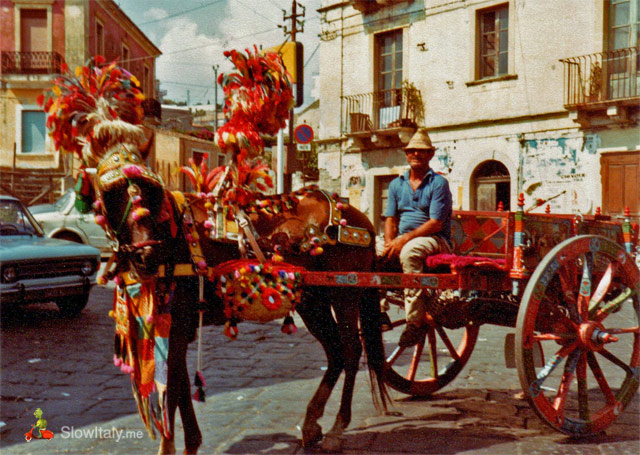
xmin=0 ymin=0 xmax=160 ymax=203
xmin=316 ymin=0 xmax=639 ymax=233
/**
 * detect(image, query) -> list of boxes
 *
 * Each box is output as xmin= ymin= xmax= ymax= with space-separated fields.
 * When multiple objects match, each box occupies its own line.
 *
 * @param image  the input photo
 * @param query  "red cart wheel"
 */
xmin=383 ymin=311 xmax=479 ymax=396
xmin=516 ymin=235 xmax=640 ymax=436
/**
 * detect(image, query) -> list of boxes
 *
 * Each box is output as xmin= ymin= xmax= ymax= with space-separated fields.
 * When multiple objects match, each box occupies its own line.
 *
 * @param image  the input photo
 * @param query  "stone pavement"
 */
xmin=1 ymin=281 xmax=639 ymax=454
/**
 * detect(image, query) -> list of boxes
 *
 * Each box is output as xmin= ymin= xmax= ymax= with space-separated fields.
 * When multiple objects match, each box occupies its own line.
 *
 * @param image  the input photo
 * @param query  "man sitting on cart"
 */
xmin=381 ymin=128 xmax=453 ymax=347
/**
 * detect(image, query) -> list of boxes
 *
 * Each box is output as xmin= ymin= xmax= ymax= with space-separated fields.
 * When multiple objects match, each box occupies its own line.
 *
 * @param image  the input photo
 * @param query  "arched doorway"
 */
xmin=471 ymin=160 xmax=511 ymax=211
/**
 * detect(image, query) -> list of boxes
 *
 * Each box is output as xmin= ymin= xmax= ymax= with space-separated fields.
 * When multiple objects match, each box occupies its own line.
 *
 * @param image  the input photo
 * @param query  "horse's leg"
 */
xmin=323 ymin=291 xmax=362 ymax=451
xmin=160 ymin=283 xmax=202 ymax=455
xmin=174 ymin=333 xmax=202 ymax=455
xmin=296 ymin=291 xmax=345 ymax=448
xmin=160 ymin=329 xmax=202 ymax=455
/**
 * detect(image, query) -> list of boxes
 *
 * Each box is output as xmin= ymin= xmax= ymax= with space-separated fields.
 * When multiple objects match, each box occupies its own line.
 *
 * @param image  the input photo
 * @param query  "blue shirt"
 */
xmin=384 ymin=169 xmax=452 ymax=245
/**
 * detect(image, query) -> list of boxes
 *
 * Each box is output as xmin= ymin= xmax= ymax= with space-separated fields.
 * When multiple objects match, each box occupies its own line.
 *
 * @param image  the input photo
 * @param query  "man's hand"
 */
xmin=382 ymin=234 xmax=408 ymax=260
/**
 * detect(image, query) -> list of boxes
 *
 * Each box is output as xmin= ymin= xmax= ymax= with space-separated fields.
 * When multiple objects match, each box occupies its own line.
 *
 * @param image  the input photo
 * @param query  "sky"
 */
xmin=117 ymin=0 xmax=322 ymax=108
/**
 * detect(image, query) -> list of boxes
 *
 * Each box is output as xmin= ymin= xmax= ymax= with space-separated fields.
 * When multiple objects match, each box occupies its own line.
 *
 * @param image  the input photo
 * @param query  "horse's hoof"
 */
xmin=158 ymin=439 xmax=176 ymax=455
xmin=301 ymin=422 xmax=323 ymax=449
xmin=321 ymin=434 xmax=343 ymax=453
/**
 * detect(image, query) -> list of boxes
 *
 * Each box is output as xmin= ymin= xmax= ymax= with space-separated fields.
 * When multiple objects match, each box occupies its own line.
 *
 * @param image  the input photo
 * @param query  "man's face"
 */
xmin=404 ymin=148 xmax=434 ymax=171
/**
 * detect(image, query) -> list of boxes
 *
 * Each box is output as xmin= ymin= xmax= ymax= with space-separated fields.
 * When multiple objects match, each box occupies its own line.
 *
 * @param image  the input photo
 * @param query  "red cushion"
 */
xmin=425 ymin=253 xmax=506 ymax=270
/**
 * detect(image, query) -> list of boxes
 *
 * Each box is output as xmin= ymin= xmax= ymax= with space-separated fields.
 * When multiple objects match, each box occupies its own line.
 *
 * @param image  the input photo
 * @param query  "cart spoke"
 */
xmin=535 ymin=340 xmax=578 ymax=385
xmin=587 ymin=261 xmax=617 ymax=318
xmin=558 ymin=265 xmax=581 ymax=323
xmin=435 ymin=326 xmax=461 ymax=361
xmin=576 ymin=254 xmax=592 ymax=322
xmin=577 ymin=351 xmax=589 ymax=420
xmin=407 ymin=341 xmax=426 ymax=382
xmin=594 ymin=287 xmax=636 ymax=323
xmin=386 ymin=346 xmax=405 ymax=366
xmin=427 ymin=327 xmax=438 ymax=379
xmin=587 ymin=351 xmax=616 ymax=405
xmin=553 ymin=349 xmax=581 ymax=414
xmin=604 ymin=326 xmax=640 ymax=335
xmin=533 ymin=332 xmax=574 ymax=342
xmin=598 ymin=348 xmax=635 ymax=377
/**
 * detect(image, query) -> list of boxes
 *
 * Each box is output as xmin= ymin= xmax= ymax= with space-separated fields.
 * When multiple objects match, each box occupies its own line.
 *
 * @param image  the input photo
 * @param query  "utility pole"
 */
xmin=212 ymin=64 xmax=219 ymax=134
xmin=279 ymin=0 xmax=305 ymax=192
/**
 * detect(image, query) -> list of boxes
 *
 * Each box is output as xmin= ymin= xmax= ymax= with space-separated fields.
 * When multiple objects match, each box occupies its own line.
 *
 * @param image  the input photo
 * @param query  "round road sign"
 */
xmin=294 ymin=124 xmax=314 ymax=144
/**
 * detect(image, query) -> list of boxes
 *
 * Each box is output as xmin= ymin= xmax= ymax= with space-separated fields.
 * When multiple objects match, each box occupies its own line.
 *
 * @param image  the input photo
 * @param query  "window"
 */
xmin=609 ymin=0 xmax=639 ymax=51
xmin=607 ymin=0 xmax=639 ymax=98
xmin=478 ymin=5 xmax=509 ymax=79
xmin=122 ymin=44 xmax=130 ymax=70
xmin=96 ymin=20 xmax=105 ymax=56
xmin=375 ymin=30 xmax=403 ymax=128
xmin=144 ymin=64 xmax=151 ymax=97
xmin=20 ymin=9 xmax=47 ymax=53
xmin=17 ymin=108 xmax=47 ymax=154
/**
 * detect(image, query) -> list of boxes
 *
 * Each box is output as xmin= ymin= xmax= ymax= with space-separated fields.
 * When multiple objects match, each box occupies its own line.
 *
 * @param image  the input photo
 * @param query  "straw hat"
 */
xmin=404 ymin=128 xmax=434 ymax=151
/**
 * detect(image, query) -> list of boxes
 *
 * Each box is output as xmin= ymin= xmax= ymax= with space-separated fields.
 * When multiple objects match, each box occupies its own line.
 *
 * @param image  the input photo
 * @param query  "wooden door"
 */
xmin=601 ymin=152 xmax=640 ymax=221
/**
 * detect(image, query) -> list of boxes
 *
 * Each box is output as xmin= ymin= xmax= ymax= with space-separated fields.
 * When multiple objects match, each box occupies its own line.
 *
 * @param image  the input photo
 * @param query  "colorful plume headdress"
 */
xmin=185 ymin=46 xmax=294 ymax=205
xmin=39 ymin=55 xmax=146 ymax=166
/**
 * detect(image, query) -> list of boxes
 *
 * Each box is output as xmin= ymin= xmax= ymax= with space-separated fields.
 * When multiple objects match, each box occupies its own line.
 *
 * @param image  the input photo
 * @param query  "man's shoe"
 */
xmin=398 ymin=323 xmax=427 ymax=347
xmin=379 ymin=312 xmax=393 ymax=332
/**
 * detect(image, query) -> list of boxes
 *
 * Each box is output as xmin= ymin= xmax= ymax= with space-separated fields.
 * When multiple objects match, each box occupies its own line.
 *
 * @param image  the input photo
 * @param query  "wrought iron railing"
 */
xmin=1 ymin=51 xmax=64 ymax=74
xmin=560 ymin=47 xmax=639 ymax=107
xmin=342 ymin=86 xmax=423 ymax=134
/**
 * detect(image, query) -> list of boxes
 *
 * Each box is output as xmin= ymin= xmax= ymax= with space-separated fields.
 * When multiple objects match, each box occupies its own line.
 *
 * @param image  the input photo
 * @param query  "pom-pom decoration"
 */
xmin=210 ymin=260 xmax=304 ymax=336
xmin=38 ymin=55 xmax=145 ymax=166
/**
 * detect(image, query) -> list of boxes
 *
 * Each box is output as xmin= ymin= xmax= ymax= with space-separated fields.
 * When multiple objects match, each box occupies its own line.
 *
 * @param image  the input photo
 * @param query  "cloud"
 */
xmin=121 ymin=0 xmax=321 ymax=104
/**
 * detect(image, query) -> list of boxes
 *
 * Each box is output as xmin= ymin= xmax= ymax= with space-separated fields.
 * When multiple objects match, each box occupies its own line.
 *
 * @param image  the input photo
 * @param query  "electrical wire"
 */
xmin=137 ymin=0 xmax=226 ymax=26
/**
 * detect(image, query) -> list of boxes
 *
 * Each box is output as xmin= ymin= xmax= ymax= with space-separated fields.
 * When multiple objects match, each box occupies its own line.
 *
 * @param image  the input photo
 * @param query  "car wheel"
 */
xmin=54 ymin=232 xmax=83 ymax=244
xmin=56 ymin=293 xmax=89 ymax=317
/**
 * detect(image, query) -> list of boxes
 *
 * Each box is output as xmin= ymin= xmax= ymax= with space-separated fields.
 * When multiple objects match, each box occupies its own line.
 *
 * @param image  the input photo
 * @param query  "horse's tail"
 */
xmin=359 ymin=287 xmax=392 ymax=413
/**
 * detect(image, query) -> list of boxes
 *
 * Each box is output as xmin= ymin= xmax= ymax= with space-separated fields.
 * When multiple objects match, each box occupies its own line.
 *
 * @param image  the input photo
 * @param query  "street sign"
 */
xmin=297 ymin=143 xmax=311 ymax=152
xmin=294 ymin=124 xmax=314 ymax=144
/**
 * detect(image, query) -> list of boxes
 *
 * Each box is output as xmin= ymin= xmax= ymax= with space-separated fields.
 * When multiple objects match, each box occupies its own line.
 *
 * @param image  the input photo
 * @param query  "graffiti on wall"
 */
xmin=521 ymin=134 xmax=600 ymax=214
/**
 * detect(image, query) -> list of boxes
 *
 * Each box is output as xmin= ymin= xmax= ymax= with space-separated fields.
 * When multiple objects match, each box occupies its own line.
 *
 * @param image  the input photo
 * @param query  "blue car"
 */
xmin=0 ymin=195 xmax=100 ymax=316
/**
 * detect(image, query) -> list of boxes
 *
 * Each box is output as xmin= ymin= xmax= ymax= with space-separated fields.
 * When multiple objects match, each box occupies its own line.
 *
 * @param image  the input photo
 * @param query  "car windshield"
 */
xmin=54 ymin=190 xmax=74 ymax=211
xmin=0 ymin=200 xmax=42 ymax=236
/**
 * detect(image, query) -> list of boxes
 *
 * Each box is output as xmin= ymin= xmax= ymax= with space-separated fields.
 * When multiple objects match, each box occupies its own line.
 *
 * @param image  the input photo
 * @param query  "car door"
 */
xmin=66 ymin=195 xmax=110 ymax=253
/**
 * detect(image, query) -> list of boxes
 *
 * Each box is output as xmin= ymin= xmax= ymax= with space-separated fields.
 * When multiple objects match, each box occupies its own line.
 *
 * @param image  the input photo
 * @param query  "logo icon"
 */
xmin=24 ymin=408 xmax=54 ymax=442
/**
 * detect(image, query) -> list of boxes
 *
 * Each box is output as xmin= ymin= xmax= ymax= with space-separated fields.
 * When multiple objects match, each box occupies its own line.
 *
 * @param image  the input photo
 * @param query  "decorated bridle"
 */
xmin=90 ymin=144 xmax=173 ymax=265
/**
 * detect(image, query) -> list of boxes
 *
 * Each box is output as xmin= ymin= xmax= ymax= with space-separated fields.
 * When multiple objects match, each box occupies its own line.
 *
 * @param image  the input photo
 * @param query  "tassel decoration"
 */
xmin=281 ymin=314 xmax=297 ymax=334
xmin=192 ymin=371 xmax=206 ymax=402
xmin=224 ymin=319 xmax=239 ymax=340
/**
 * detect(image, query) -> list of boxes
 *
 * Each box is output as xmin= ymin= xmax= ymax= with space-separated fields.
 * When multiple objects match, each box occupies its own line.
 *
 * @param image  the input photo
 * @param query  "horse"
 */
xmin=40 ymin=52 xmax=390 ymax=455
xmin=89 ymin=136 xmax=390 ymax=454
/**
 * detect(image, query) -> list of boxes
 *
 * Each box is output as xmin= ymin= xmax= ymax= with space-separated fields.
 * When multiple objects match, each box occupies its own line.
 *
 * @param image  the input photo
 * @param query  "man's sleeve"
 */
xmin=384 ymin=179 xmax=399 ymax=218
xmin=429 ymin=177 xmax=452 ymax=221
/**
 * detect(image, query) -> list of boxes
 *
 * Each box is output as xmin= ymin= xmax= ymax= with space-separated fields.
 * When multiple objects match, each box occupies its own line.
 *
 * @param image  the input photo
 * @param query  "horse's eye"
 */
xmin=130 ymin=154 xmax=138 ymax=162
xmin=114 ymin=155 xmax=120 ymax=162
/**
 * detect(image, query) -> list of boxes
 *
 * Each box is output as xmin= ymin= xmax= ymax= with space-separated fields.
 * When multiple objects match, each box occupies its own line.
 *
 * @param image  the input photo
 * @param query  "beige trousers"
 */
xmin=399 ymin=236 xmax=450 ymax=324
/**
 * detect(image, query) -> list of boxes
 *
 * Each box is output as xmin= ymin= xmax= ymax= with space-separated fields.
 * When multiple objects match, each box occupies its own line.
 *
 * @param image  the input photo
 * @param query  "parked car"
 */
xmin=31 ymin=189 xmax=111 ymax=257
xmin=0 ymin=195 xmax=101 ymax=316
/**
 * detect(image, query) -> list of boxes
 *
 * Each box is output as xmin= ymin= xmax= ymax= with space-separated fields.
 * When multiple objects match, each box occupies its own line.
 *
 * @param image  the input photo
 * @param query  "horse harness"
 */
xmin=91 ymin=146 xmax=374 ymax=281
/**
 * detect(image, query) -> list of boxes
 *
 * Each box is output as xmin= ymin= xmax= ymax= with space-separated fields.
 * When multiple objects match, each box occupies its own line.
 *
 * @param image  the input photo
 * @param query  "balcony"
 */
xmin=1 ymin=51 xmax=64 ymax=75
xmin=342 ymin=86 xmax=422 ymax=148
xmin=560 ymin=47 xmax=639 ymax=127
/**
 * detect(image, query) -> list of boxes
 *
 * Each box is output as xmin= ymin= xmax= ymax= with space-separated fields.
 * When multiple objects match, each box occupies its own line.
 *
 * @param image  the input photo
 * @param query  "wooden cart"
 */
xmin=302 ymin=195 xmax=640 ymax=437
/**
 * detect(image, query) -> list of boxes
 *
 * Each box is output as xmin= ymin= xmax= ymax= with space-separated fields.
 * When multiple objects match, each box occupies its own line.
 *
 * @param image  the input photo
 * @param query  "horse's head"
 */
xmin=92 ymin=136 xmax=174 ymax=280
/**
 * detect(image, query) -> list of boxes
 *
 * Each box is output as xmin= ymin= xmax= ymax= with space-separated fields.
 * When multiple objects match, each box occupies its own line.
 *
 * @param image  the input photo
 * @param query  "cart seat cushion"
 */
xmin=425 ymin=253 xmax=506 ymax=270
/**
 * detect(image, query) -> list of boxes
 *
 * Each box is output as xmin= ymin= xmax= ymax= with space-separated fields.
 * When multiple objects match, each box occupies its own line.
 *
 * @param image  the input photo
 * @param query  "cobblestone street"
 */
xmin=1 ymin=278 xmax=639 ymax=454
